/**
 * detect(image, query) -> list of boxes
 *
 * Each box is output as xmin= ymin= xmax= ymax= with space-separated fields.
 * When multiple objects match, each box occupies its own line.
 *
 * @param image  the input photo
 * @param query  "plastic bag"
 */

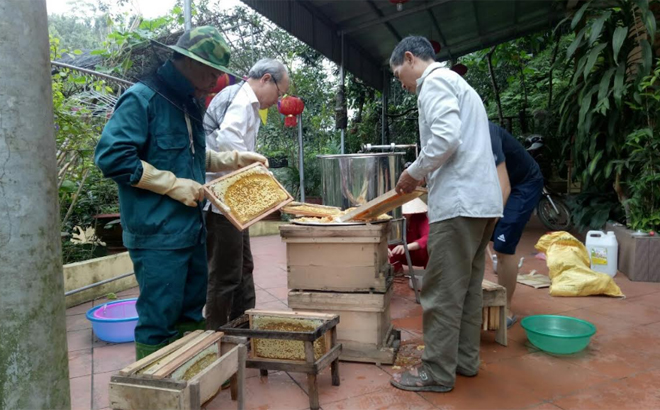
xmin=535 ymin=231 xmax=624 ymax=298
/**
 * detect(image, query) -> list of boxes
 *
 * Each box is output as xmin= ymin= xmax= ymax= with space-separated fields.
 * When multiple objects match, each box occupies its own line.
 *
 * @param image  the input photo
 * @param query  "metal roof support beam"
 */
xmin=426 ymin=9 xmax=452 ymax=60
xmin=366 ymin=0 xmax=402 ymax=41
xmin=340 ymin=0 xmax=454 ymax=35
xmin=436 ymin=14 xmax=561 ymax=62
xmin=381 ymin=71 xmax=388 ymax=145
xmin=340 ymin=32 xmax=346 ymax=154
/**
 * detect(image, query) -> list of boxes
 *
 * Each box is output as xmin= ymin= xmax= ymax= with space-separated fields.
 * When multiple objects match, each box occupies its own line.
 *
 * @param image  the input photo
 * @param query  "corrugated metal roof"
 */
xmin=242 ymin=0 xmax=569 ymax=90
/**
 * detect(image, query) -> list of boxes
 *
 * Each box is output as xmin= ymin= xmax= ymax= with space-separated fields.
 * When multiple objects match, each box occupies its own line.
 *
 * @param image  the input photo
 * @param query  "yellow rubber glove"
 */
xmin=134 ymin=161 xmax=203 ymax=207
xmin=205 ymin=150 xmax=269 ymax=172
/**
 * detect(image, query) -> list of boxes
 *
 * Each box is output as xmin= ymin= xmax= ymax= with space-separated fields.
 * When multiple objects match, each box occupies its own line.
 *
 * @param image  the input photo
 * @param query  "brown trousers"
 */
xmin=421 ymin=216 xmax=496 ymax=387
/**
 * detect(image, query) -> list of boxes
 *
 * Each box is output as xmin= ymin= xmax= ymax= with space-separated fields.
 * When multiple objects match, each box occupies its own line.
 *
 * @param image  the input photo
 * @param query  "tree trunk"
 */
xmin=548 ymin=32 xmax=562 ymax=110
xmin=486 ymin=46 xmax=504 ymax=125
xmin=0 ymin=0 xmax=71 ymax=408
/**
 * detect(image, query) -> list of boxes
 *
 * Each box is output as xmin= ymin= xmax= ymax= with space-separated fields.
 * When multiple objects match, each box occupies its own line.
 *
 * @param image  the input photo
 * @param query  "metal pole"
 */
xmin=50 ymin=61 xmax=134 ymax=86
xmin=64 ymin=272 xmax=135 ymax=296
xmin=184 ymin=0 xmax=192 ymax=31
xmin=382 ymin=71 xmax=388 ymax=145
xmin=340 ymin=32 xmax=345 ymax=154
xmin=0 ymin=1 xmax=71 ymax=408
xmin=298 ymin=115 xmax=305 ymax=202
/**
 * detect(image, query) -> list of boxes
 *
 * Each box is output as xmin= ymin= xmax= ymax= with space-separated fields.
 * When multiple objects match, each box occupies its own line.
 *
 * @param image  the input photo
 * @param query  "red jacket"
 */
xmin=389 ymin=213 xmax=430 ymax=268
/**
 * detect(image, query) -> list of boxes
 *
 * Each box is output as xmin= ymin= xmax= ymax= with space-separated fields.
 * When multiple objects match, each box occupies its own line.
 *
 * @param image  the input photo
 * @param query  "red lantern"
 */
xmin=430 ymin=40 xmax=442 ymax=54
xmin=205 ymin=73 xmax=234 ymax=107
xmin=451 ymin=64 xmax=468 ymax=77
xmin=278 ymin=96 xmax=305 ymax=127
xmin=389 ymin=0 xmax=409 ymax=11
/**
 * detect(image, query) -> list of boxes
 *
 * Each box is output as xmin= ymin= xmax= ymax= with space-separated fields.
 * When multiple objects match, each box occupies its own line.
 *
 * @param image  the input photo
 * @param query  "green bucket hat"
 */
xmin=168 ymin=26 xmax=238 ymax=77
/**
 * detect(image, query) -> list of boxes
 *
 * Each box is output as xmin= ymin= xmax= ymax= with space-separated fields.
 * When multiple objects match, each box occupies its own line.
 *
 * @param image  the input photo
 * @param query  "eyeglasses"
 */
xmin=272 ymin=78 xmax=285 ymax=98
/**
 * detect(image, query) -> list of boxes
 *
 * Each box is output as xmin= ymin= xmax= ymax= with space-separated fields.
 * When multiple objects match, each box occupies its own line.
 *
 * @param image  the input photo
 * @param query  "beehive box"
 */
xmin=288 ymin=286 xmax=398 ymax=364
xmin=204 ymin=163 xmax=293 ymax=230
xmin=109 ymin=331 xmax=246 ymax=410
xmin=250 ymin=314 xmax=330 ymax=361
xmin=280 ymin=222 xmax=391 ymax=293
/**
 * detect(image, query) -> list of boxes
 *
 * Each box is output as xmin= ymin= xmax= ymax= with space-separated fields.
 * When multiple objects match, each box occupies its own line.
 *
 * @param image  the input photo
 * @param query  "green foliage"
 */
xmin=568 ymin=189 xmax=625 ymax=232
xmin=48 ymin=14 xmax=108 ymax=50
xmin=621 ymin=62 xmax=660 ymax=231
xmin=51 ymin=35 xmax=120 ymax=263
xmin=558 ymin=0 xmax=657 ymax=230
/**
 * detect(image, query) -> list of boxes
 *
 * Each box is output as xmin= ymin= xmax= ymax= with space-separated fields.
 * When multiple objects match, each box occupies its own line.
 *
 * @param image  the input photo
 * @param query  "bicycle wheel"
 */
xmin=537 ymin=195 xmax=572 ymax=231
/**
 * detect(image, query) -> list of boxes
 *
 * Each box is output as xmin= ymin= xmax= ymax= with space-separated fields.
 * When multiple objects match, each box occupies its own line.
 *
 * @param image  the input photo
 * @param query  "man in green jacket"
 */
xmin=95 ymin=26 xmax=267 ymax=359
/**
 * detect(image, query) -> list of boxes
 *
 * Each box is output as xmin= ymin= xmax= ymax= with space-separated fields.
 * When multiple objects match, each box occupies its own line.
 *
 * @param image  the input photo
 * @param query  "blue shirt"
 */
xmin=489 ymin=122 xmax=542 ymax=187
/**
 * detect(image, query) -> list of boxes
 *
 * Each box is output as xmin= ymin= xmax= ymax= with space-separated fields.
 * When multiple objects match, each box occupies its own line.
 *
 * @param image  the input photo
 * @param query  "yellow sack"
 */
xmin=535 ymin=231 xmax=624 ymax=298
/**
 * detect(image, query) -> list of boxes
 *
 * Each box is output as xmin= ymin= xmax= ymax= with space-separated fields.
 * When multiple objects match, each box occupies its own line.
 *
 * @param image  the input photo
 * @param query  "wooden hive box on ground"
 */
xmin=280 ymin=222 xmax=391 ymax=293
xmin=204 ymin=163 xmax=293 ymax=231
xmin=109 ymin=331 xmax=246 ymax=410
xmin=288 ymin=285 xmax=398 ymax=365
xmin=250 ymin=313 xmax=331 ymax=361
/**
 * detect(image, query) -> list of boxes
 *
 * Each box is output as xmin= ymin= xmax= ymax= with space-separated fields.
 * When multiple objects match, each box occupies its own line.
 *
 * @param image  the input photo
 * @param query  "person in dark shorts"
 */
xmin=489 ymin=122 xmax=544 ymax=328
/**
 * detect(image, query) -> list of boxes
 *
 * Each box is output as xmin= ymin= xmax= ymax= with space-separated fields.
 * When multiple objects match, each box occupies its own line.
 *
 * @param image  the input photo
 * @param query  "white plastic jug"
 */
xmin=585 ymin=231 xmax=618 ymax=277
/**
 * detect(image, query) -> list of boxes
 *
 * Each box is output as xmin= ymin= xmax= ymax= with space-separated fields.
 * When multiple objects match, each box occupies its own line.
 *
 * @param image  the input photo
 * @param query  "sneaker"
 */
xmin=456 ymin=367 xmax=478 ymax=377
xmin=506 ymin=315 xmax=518 ymax=329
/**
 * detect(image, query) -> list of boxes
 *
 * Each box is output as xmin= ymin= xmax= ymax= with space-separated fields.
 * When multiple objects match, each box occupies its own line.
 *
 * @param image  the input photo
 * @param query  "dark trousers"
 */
xmin=129 ymin=244 xmax=207 ymax=346
xmin=205 ymin=211 xmax=256 ymax=330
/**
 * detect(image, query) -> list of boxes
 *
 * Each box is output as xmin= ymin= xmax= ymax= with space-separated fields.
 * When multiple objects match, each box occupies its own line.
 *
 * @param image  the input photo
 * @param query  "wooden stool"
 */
xmin=482 ymin=279 xmax=507 ymax=346
xmin=220 ymin=310 xmax=342 ymax=410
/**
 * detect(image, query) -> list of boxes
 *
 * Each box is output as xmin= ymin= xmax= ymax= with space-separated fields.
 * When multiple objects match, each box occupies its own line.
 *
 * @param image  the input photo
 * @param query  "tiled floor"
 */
xmin=68 ymin=217 xmax=660 ymax=410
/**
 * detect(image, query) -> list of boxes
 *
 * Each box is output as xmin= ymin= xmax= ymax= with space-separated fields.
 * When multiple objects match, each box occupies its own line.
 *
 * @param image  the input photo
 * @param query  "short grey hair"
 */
xmin=248 ymin=58 xmax=288 ymax=82
xmin=389 ymin=36 xmax=435 ymax=66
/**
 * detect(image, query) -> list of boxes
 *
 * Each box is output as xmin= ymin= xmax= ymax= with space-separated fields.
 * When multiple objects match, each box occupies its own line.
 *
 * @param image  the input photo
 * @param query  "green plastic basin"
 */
xmin=521 ymin=315 xmax=596 ymax=355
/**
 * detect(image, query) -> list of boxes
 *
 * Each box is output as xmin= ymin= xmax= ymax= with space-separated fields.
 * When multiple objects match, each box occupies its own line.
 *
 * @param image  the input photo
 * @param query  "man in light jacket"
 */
xmin=389 ymin=36 xmax=503 ymax=393
xmin=203 ymin=58 xmax=289 ymax=331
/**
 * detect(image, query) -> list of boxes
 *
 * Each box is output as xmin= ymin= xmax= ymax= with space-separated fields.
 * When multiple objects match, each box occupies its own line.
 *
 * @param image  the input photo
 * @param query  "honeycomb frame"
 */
xmin=203 ymin=162 xmax=293 ymax=230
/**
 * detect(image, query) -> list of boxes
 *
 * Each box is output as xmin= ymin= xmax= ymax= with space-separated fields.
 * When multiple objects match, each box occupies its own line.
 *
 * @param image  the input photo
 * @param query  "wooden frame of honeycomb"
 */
xmin=203 ymin=162 xmax=293 ymax=230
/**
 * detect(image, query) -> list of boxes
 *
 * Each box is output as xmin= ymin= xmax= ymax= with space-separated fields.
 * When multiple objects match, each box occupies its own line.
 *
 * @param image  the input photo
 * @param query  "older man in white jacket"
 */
xmin=203 ymin=58 xmax=289 ymax=331
xmin=390 ymin=37 xmax=503 ymax=393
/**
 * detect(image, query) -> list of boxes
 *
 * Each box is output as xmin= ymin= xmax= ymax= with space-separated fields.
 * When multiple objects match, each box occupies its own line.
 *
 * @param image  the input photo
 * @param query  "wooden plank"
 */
xmin=221 ymin=335 xmax=248 ymax=349
xmin=279 ymin=223 xmax=388 ymax=238
xmin=287 ymin=266 xmax=389 ymax=293
xmin=246 ymin=309 xmax=338 ymax=321
xmin=313 ymin=343 xmax=342 ymax=374
xmin=330 ymin=329 xmax=340 ymax=387
xmin=110 ymin=375 xmax=187 ymax=390
xmin=482 ymin=280 xmax=507 ymax=307
xmin=109 ymin=382 xmax=183 ymax=410
xmin=170 ymin=344 xmax=219 ymax=381
xmin=288 ymin=290 xmax=390 ymax=312
xmin=339 ymin=187 xmax=427 ymax=222
xmin=286 ymin=242 xmax=384 ymax=267
xmin=283 ymin=237 xmax=383 ymax=244
xmin=496 ymin=306 xmax=507 ymax=347
xmin=236 ymin=344 xmax=247 ymax=410
xmin=140 ymin=331 xmax=213 ymax=377
xmin=305 ymin=340 xmax=320 ymax=410
xmin=245 ymin=357 xmax=315 ymax=373
xmin=119 ymin=330 xmax=205 ymax=376
xmin=289 ymin=289 xmax=391 ymax=347
xmin=188 ymin=381 xmax=201 ymax=410
xmin=338 ymin=336 xmax=398 ymax=365
xmin=152 ymin=332 xmax=224 ymax=379
xmin=189 ymin=345 xmax=240 ymax=405
xmin=281 ymin=202 xmax=342 ymax=217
